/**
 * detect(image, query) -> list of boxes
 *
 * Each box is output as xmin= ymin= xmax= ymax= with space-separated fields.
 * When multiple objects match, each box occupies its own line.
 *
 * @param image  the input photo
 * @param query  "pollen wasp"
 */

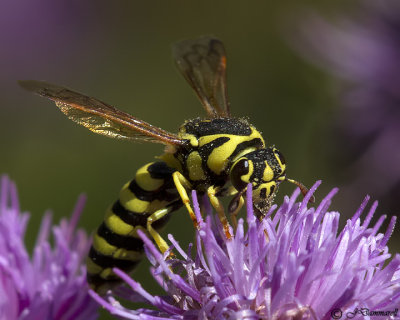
xmin=19 ymin=36 xmax=311 ymax=293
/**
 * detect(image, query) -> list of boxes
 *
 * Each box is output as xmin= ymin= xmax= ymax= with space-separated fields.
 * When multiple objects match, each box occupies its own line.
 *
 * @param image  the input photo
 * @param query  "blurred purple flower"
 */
xmin=0 ymin=176 xmax=99 ymax=320
xmin=90 ymin=182 xmax=400 ymax=319
xmin=291 ymin=0 xmax=400 ymax=209
xmin=0 ymin=0 xmax=104 ymax=81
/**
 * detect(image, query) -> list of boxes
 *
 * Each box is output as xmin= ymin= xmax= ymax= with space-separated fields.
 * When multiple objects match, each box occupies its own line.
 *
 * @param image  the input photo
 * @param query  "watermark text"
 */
xmin=330 ymin=307 xmax=398 ymax=319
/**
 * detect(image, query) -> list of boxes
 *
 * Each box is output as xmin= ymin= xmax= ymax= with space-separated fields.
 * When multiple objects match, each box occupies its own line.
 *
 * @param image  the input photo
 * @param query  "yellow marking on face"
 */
xmin=253 ymin=182 xmax=276 ymax=200
xmin=263 ymin=163 xmax=274 ymax=182
xmin=120 ymin=183 xmax=151 ymax=213
xmin=104 ymin=209 xmax=147 ymax=237
xmin=186 ymin=151 xmax=206 ymax=181
xmin=135 ymin=163 xmax=164 ymax=191
xmin=252 ymin=186 xmax=262 ymax=200
xmin=92 ymin=234 xmax=143 ymax=261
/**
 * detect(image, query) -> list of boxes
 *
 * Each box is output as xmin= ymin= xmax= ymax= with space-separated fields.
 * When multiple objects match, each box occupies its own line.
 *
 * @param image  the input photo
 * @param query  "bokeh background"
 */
xmin=1 ymin=1 xmax=399 ymax=318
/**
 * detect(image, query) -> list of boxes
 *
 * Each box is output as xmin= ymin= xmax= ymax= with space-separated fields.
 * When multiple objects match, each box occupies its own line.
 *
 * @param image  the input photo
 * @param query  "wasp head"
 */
xmin=230 ymin=147 xmax=313 ymax=217
xmin=230 ymin=148 xmax=286 ymax=215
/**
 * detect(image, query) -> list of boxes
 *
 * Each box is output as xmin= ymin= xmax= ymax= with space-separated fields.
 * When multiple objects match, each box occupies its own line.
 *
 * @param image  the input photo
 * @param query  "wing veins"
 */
xmin=173 ymin=36 xmax=230 ymax=118
xmin=19 ymin=80 xmax=184 ymax=146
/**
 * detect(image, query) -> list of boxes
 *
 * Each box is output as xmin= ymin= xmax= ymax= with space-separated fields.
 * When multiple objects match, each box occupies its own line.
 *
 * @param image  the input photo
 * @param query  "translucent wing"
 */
xmin=173 ymin=36 xmax=230 ymax=118
xmin=18 ymin=80 xmax=184 ymax=146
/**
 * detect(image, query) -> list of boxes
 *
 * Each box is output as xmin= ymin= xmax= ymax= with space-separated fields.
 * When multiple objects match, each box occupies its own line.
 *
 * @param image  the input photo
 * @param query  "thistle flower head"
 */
xmin=91 ymin=182 xmax=400 ymax=319
xmin=0 ymin=176 xmax=99 ymax=320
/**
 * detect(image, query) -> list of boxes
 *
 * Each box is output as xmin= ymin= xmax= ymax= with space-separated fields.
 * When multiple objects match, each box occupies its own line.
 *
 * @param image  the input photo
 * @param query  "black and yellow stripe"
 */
xmin=86 ymin=161 xmax=181 ymax=292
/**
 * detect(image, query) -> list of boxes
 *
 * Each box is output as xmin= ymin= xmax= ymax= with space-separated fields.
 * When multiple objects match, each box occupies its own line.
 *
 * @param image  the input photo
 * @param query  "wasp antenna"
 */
xmin=286 ymin=178 xmax=315 ymax=203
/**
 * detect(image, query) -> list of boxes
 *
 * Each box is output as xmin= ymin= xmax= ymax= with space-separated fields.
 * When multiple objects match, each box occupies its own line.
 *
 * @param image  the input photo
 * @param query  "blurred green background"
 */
xmin=1 ymin=1 xmax=397 ymax=319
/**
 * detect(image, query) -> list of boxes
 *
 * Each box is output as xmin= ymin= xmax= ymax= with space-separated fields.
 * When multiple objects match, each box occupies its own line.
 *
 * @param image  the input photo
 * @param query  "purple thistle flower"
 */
xmin=90 ymin=182 xmax=400 ymax=319
xmin=0 ymin=176 xmax=99 ymax=320
xmin=291 ymin=0 xmax=400 ymax=210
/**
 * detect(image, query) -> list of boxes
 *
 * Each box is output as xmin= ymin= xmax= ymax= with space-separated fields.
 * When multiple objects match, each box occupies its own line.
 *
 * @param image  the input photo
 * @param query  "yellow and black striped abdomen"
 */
xmin=86 ymin=161 xmax=181 ymax=292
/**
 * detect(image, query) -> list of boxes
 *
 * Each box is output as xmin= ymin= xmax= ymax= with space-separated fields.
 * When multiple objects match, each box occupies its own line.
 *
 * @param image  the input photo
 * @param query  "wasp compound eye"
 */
xmin=230 ymin=158 xmax=251 ymax=192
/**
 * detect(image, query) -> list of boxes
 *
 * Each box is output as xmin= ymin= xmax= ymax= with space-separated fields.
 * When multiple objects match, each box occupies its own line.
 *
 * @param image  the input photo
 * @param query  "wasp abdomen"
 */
xmin=86 ymin=161 xmax=180 ymax=292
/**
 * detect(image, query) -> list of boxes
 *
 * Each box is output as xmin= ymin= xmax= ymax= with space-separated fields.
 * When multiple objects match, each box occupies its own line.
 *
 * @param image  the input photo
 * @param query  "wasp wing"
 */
xmin=172 ymin=36 xmax=230 ymax=118
xmin=18 ymin=80 xmax=184 ymax=146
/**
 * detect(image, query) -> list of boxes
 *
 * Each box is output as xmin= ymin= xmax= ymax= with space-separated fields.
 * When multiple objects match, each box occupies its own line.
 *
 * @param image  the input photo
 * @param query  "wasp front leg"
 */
xmin=228 ymin=190 xmax=245 ymax=231
xmin=207 ymin=186 xmax=232 ymax=239
xmin=172 ymin=171 xmax=199 ymax=228
xmin=217 ymin=186 xmax=245 ymax=231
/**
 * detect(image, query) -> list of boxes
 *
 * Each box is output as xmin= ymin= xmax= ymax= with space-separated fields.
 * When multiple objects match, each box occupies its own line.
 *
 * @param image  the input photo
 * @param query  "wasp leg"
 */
xmin=215 ymin=185 xmax=237 ymax=197
xmin=228 ymin=192 xmax=245 ymax=230
xmin=147 ymin=207 xmax=173 ymax=255
xmin=225 ymin=185 xmax=239 ymax=196
xmin=207 ymin=186 xmax=232 ymax=239
xmin=172 ymin=171 xmax=198 ymax=228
